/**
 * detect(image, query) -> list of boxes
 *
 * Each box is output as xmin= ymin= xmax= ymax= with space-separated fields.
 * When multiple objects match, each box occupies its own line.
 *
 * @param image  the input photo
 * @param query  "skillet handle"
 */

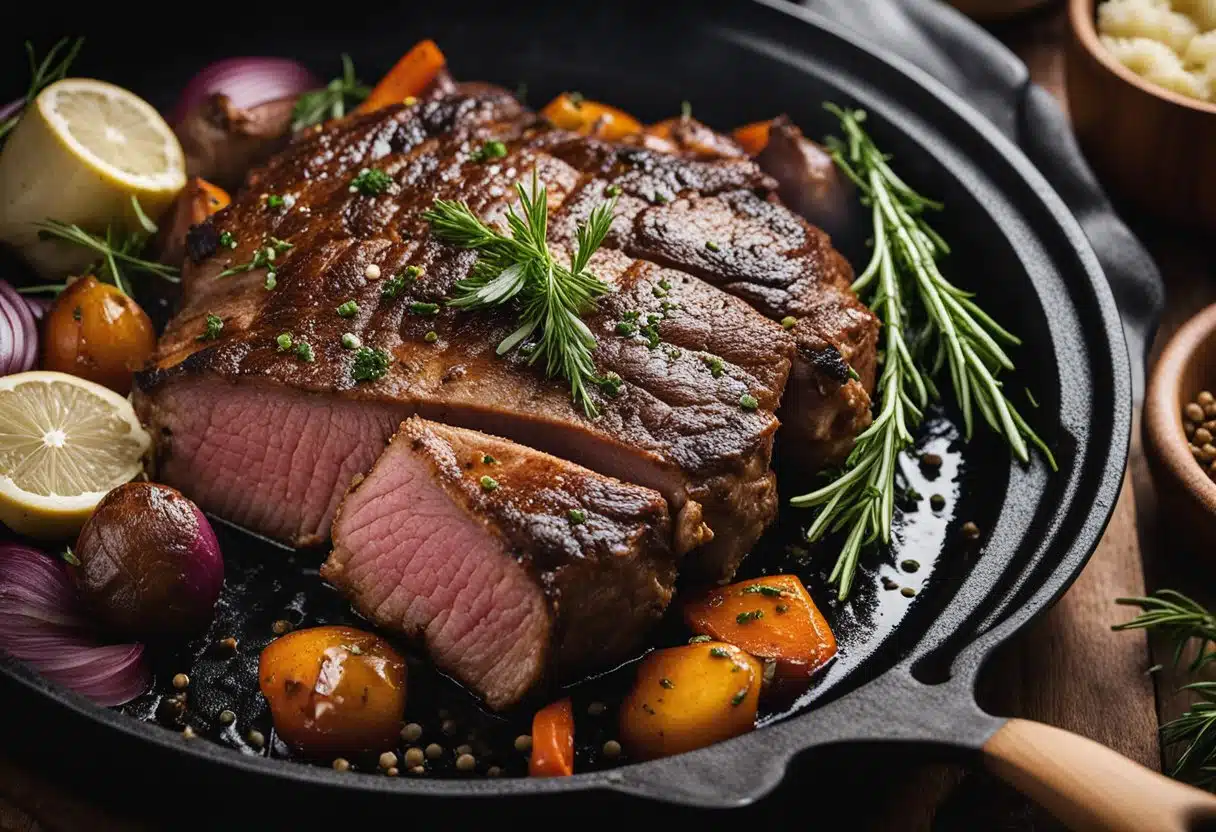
xmin=983 ymin=718 xmax=1216 ymax=832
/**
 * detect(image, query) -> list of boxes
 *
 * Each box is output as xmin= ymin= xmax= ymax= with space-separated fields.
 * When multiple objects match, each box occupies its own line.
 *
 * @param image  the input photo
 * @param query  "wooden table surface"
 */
xmin=0 ymin=6 xmax=1208 ymax=830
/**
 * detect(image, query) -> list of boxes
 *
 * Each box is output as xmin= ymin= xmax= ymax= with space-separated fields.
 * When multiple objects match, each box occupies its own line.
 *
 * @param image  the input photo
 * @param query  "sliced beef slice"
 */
xmin=322 ymin=417 xmax=675 ymax=709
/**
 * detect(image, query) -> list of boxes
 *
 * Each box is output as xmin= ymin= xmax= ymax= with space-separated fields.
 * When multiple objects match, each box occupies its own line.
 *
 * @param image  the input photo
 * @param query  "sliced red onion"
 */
xmin=0 ymin=278 xmax=37 ymax=376
xmin=24 ymin=294 xmax=50 ymax=323
xmin=0 ymin=98 xmax=22 ymax=126
xmin=171 ymin=57 xmax=320 ymax=125
xmin=0 ymin=544 xmax=150 ymax=707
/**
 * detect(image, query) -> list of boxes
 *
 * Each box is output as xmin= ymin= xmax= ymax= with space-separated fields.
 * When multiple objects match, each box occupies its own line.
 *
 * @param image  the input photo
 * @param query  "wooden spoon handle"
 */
xmin=983 ymin=718 xmax=1216 ymax=831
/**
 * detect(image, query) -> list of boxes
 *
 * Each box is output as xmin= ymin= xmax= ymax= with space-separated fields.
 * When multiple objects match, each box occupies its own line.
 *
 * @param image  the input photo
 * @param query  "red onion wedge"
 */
xmin=0 ymin=543 xmax=150 ymax=706
xmin=0 ymin=278 xmax=37 ymax=376
xmin=171 ymin=57 xmax=320 ymax=125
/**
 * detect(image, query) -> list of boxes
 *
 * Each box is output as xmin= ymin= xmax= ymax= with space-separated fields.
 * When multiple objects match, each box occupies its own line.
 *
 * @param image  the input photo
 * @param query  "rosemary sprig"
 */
xmin=0 ymin=37 xmax=84 ymax=143
xmin=292 ymin=54 xmax=371 ymax=131
xmin=34 ymin=198 xmax=179 ymax=295
xmin=422 ymin=171 xmax=618 ymax=416
xmin=791 ymin=104 xmax=1053 ymax=601
xmin=1115 ymin=590 xmax=1216 ymax=672
xmin=1115 ymin=591 xmax=1216 ymax=785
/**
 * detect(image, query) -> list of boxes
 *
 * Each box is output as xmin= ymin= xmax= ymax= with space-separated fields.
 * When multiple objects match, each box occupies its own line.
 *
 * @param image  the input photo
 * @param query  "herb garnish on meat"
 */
xmin=791 ymin=105 xmax=1054 ymax=601
xmin=422 ymin=172 xmax=619 ymax=417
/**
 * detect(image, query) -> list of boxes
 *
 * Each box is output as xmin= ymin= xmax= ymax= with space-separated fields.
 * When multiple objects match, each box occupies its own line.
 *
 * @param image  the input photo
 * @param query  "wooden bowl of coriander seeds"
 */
xmin=1145 ymin=304 xmax=1216 ymax=551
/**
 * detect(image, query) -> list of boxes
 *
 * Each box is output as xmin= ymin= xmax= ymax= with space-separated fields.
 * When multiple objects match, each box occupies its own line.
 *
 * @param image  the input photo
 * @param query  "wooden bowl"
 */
xmin=1066 ymin=0 xmax=1216 ymax=230
xmin=1144 ymin=304 xmax=1216 ymax=551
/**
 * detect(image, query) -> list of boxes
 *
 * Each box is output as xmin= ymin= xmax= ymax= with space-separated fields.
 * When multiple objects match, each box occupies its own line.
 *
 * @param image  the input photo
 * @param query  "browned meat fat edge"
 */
xmin=322 ymin=416 xmax=676 ymax=709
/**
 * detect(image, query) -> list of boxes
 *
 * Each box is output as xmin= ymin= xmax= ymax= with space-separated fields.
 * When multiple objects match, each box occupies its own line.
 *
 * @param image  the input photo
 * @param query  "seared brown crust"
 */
xmin=136 ymin=88 xmax=794 ymax=582
xmin=323 ymin=416 xmax=676 ymax=701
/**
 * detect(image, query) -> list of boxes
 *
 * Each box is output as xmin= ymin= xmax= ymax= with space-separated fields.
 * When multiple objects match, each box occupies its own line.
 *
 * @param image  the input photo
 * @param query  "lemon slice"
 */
xmin=0 ymin=79 xmax=186 ymax=278
xmin=0 ymin=371 xmax=151 ymax=539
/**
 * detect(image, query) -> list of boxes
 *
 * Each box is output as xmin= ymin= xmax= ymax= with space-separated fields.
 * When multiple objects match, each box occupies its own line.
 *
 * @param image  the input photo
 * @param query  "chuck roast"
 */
xmin=134 ymin=87 xmax=799 ymax=583
xmin=322 ymin=417 xmax=675 ymax=709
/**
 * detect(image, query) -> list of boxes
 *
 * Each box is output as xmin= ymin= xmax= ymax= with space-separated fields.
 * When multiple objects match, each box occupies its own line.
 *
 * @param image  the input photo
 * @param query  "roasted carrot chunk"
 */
xmin=529 ymin=697 xmax=575 ymax=777
xmin=619 ymin=642 xmax=761 ymax=761
xmin=356 ymin=40 xmax=447 ymax=114
xmin=540 ymin=93 xmax=642 ymax=141
xmin=732 ymin=119 xmax=773 ymax=156
xmin=196 ymin=178 xmax=231 ymax=215
xmin=683 ymin=574 xmax=836 ymax=692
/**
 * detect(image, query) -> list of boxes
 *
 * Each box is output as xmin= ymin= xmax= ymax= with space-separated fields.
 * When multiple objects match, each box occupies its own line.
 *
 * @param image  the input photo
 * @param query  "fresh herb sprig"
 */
xmin=0 ymin=37 xmax=84 ymax=143
xmin=791 ymin=105 xmax=1053 ymax=601
xmin=422 ymin=172 xmax=618 ymax=416
xmin=1115 ymin=591 xmax=1216 ymax=785
xmin=33 ymin=197 xmax=179 ymax=295
xmin=292 ymin=54 xmax=371 ymax=131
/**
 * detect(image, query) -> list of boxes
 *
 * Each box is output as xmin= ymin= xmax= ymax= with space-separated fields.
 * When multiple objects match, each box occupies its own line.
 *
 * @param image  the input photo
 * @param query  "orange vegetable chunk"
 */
xmin=683 ymin=574 xmax=836 ymax=689
xmin=540 ymin=93 xmax=642 ymax=141
xmin=196 ymin=177 xmax=231 ymax=214
xmin=619 ymin=642 xmax=761 ymax=761
xmin=732 ymin=119 xmax=773 ymax=156
xmin=357 ymin=40 xmax=447 ymax=114
xmin=529 ymin=697 xmax=575 ymax=777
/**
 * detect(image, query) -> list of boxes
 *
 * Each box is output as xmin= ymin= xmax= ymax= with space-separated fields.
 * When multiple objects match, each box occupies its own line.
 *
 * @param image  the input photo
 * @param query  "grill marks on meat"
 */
xmin=322 ymin=417 xmax=675 ymax=709
xmin=136 ymin=89 xmax=795 ymax=581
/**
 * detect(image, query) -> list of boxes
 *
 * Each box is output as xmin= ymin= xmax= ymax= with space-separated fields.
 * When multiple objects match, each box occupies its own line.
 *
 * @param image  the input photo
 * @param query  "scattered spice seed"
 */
xmin=218 ymin=710 xmax=236 ymax=726
xmin=659 ymin=677 xmax=675 ymax=689
xmin=341 ymin=332 xmax=361 ymax=350
xmin=735 ymin=609 xmax=764 ymax=624
xmin=182 ymin=726 xmax=196 ymax=739
xmin=333 ymin=758 xmax=351 ymax=772
xmin=901 ymin=587 xmax=917 ymax=598
xmin=272 ymin=619 xmax=293 ymax=635
xmin=480 ymin=475 xmax=499 ymax=491
xmin=960 ymin=521 xmax=981 ymax=541
xmin=930 ymin=494 xmax=945 ymax=510
xmin=247 ymin=730 xmax=265 ymax=749
xmin=900 ymin=559 xmax=921 ymax=573
xmin=514 ymin=735 xmax=532 ymax=753
xmin=172 ymin=673 xmax=190 ymax=690
xmin=487 ymin=766 xmax=504 ymax=777
xmin=218 ymin=636 xmax=238 ymax=653
xmin=456 ymin=753 xmax=476 ymax=772
xmin=379 ymin=752 xmax=398 ymax=770
xmin=775 ymin=603 xmax=789 ymax=614
xmin=364 ymin=263 xmax=381 ymax=280
xmin=386 ymin=767 xmax=399 ymax=777
xmin=739 ymin=393 xmax=759 ymax=411
xmin=921 ymin=452 xmax=943 ymax=468
xmin=781 ymin=316 xmax=797 ymax=330
xmin=425 ymin=743 xmax=444 ymax=760
xmin=424 ymin=330 xmax=438 ymax=343
xmin=705 ymin=240 xmax=720 ymax=252
xmin=404 ymin=747 xmax=425 ymax=767
xmin=602 ymin=740 xmax=622 ymax=758
xmin=410 ymin=766 xmax=426 ymax=775
xmin=568 ymin=508 xmax=586 ymax=524
xmin=587 ymin=701 xmax=606 ymax=716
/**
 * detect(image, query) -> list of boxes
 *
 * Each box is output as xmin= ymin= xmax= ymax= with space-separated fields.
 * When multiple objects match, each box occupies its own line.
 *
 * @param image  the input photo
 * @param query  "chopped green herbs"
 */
xmin=349 ymin=167 xmax=393 ymax=196
xmin=742 ymin=585 xmax=784 ymax=597
xmin=482 ymin=454 xmax=497 ymax=464
xmin=605 ymin=184 xmax=622 ymax=198
xmin=688 ymin=635 xmax=712 ymax=644
xmin=705 ymin=240 xmax=720 ymax=252
xmin=470 ymin=140 xmax=508 ymax=162
xmin=219 ymin=231 xmax=237 ymax=249
xmin=337 ymin=300 xmax=358 ymax=318
xmin=292 ymin=54 xmax=371 ymax=131
xmin=568 ymin=508 xmax=586 ymax=524
xmin=264 ymin=273 xmax=277 ymax=291
xmin=266 ymin=194 xmax=286 ymax=210
xmin=739 ymin=393 xmax=758 ymax=411
xmin=597 ymin=372 xmax=624 ymax=397
xmin=341 ymin=332 xmax=361 ymax=350
xmin=847 ymin=365 xmax=860 ymax=381
xmin=295 ymin=341 xmax=315 ymax=363
xmin=197 ymin=313 xmax=223 ymax=342
xmin=730 ymin=688 xmax=749 ymax=706
xmin=218 ymin=237 xmax=293 ymax=278
xmin=351 ymin=346 xmax=390 ymax=382
xmin=616 ymin=320 xmax=638 ymax=337
xmin=735 ymin=610 xmax=764 ymax=624
xmin=424 ymin=330 xmax=438 ymax=343
xmin=410 ymin=302 xmax=439 ymax=316
xmin=709 ymin=647 xmax=731 ymax=659
xmin=276 ymin=333 xmax=293 ymax=351
xmin=704 ymin=355 xmax=725 ymax=378
xmin=381 ymin=272 xmax=409 ymax=299
xmin=479 ymin=475 xmax=499 ymax=491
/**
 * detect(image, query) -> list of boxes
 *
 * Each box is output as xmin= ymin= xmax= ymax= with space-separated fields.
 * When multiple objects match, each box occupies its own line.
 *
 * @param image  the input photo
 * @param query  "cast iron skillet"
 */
xmin=0 ymin=0 xmax=1209 ymax=828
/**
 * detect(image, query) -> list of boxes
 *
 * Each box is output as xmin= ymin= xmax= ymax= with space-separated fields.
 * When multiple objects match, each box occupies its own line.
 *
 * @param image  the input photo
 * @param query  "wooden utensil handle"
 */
xmin=984 ymin=718 xmax=1216 ymax=831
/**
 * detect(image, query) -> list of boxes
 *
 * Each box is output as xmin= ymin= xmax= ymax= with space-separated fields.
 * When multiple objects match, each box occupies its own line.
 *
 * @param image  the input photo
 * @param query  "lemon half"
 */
xmin=0 ymin=79 xmax=186 ymax=278
xmin=0 ymin=371 xmax=151 ymax=539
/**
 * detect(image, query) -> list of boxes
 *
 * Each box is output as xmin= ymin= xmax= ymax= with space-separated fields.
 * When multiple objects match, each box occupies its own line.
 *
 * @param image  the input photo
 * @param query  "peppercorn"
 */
xmin=271 ymin=619 xmax=293 ymax=635
xmin=515 ymin=734 xmax=533 ymax=753
xmin=386 ymin=767 xmax=399 ymax=777
xmin=456 ymin=753 xmax=476 ymax=772
xmin=425 ymin=743 xmax=444 ymax=760
xmin=901 ymin=587 xmax=917 ymax=598
xmin=405 ymin=747 xmax=425 ymax=767
xmin=921 ymin=452 xmax=943 ymax=468
xmin=587 ymin=701 xmax=606 ymax=716
xmin=961 ymin=521 xmax=981 ymax=541
xmin=333 ymin=758 xmax=351 ymax=772
xmin=1196 ymin=428 xmax=1213 ymax=446
xmin=929 ymin=494 xmax=945 ymax=511
xmin=172 ymin=673 xmax=190 ymax=690
xmin=379 ymin=751 xmax=398 ymax=770
xmin=247 ymin=730 xmax=266 ymax=749
xmin=402 ymin=722 xmax=423 ymax=742
xmin=182 ymin=725 xmax=196 ymax=740
xmin=1186 ymin=402 xmax=1206 ymax=422
xmin=602 ymin=740 xmax=622 ymax=758
xmin=218 ymin=710 xmax=236 ymax=726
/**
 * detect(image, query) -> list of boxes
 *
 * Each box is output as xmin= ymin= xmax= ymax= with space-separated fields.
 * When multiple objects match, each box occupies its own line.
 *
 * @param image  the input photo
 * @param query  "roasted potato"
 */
xmin=619 ymin=641 xmax=761 ymax=761
xmin=259 ymin=625 xmax=407 ymax=760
